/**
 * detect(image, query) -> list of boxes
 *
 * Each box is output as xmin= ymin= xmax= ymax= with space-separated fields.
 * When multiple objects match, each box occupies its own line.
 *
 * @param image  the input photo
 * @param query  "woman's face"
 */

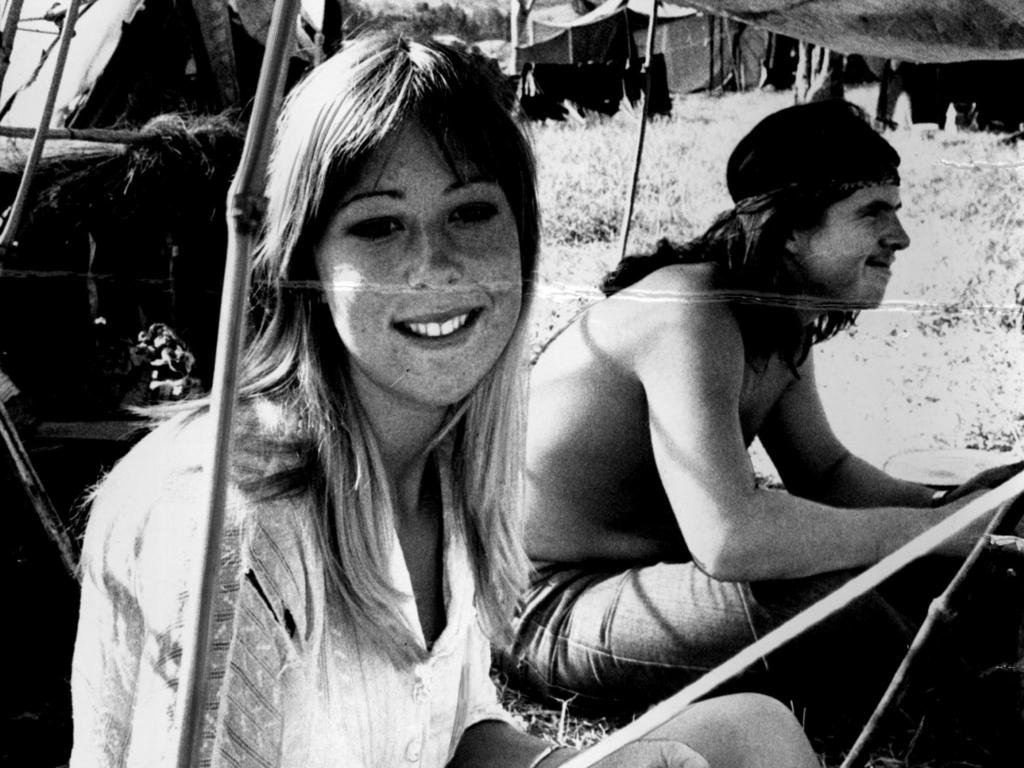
xmin=313 ymin=122 xmax=523 ymax=417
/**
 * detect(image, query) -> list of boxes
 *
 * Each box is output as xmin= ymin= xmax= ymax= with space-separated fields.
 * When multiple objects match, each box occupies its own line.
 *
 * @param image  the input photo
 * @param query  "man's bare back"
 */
xmin=526 ymin=263 xmax=798 ymax=566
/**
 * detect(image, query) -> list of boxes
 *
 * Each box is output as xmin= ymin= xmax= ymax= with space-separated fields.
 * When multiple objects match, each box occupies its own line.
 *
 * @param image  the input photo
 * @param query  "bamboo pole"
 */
xmin=0 ymin=398 xmax=78 ymax=579
xmin=0 ymin=0 xmax=83 ymax=256
xmin=171 ymin=0 xmax=301 ymax=765
xmin=557 ymin=470 xmax=1024 ymax=768
xmin=839 ymin=492 xmax=1024 ymax=768
xmin=616 ymin=0 xmax=658 ymax=263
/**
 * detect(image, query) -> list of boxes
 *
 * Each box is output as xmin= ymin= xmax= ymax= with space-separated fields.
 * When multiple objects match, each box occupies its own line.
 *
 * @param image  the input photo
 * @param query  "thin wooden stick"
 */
xmin=616 ymin=0 xmax=658 ymax=263
xmin=0 ymin=125 xmax=154 ymax=144
xmin=0 ymin=397 xmax=78 ymax=579
xmin=557 ymin=471 xmax=1024 ymax=768
xmin=0 ymin=0 xmax=83 ymax=255
xmin=839 ymin=492 xmax=1024 ymax=768
xmin=171 ymin=1 xmax=301 ymax=765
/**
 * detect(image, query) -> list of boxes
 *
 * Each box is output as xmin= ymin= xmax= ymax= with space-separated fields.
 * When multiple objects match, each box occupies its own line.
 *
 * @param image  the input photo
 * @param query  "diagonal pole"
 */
xmin=171 ymin=0 xmax=301 ymax=765
xmin=838 ymin=491 xmax=1024 ymax=768
xmin=557 ymin=470 xmax=1024 ymax=768
xmin=616 ymin=0 xmax=658 ymax=263
xmin=0 ymin=397 xmax=78 ymax=578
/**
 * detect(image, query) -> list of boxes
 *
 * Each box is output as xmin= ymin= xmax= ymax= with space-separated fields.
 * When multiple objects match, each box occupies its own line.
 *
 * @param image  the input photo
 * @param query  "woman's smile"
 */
xmin=396 ymin=308 xmax=480 ymax=339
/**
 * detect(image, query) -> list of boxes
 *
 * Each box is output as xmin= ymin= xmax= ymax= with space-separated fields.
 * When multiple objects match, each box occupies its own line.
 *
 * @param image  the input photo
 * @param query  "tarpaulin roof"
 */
xmin=686 ymin=0 xmax=1024 ymax=62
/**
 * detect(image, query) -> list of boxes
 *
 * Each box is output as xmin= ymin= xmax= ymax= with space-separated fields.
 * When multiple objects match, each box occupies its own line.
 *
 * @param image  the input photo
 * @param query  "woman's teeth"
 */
xmin=405 ymin=313 xmax=470 ymax=338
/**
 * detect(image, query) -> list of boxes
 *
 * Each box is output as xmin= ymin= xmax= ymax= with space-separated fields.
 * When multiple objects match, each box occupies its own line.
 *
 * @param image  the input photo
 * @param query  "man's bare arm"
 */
xmin=634 ymin=277 xmax=989 ymax=582
xmin=759 ymin=354 xmax=935 ymax=509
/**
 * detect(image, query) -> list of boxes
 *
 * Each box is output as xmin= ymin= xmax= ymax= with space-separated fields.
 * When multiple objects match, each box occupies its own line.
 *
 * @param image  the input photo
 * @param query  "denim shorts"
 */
xmin=496 ymin=558 xmax=922 ymax=742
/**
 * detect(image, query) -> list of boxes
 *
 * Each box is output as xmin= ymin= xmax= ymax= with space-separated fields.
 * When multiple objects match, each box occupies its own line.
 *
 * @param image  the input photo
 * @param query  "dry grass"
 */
xmin=504 ymin=85 xmax=1024 ymax=766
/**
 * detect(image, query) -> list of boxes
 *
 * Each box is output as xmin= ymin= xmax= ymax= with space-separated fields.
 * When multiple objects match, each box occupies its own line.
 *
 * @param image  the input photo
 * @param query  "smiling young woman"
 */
xmin=68 ymin=32 xmax=821 ymax=768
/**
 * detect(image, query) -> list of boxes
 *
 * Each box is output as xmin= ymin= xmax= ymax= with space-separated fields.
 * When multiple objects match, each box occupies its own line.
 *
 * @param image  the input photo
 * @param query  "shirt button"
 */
xmin=405 ymin=740 xmax=422 ymax=762
xmin=412 ymin=681 xmax=427 ymax=702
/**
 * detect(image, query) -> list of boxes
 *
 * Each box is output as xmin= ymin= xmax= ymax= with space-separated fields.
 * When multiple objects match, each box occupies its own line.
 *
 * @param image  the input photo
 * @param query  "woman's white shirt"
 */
xmin=69 ymin=418 xmax=512 ymax=768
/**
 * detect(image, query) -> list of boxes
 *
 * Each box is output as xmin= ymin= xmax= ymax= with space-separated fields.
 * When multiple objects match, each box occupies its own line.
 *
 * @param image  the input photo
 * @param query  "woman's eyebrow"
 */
xmin=337 ymin=189 xmax=402 ymax=209
xmin=337 ymin=176 xmax=498 ymax=209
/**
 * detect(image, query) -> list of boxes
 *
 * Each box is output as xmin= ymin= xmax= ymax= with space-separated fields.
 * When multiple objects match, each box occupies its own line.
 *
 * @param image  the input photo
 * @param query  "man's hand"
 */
xmin=943 ymin=461 xmax=1023 ymax=505
xmin=934 ymin=461 xmax=1024 ymax=555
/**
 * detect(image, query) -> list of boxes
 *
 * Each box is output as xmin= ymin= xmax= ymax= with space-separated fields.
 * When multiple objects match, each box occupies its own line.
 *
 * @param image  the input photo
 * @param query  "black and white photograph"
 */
xmin=2 ymin=2 xmax=1022 ymax=767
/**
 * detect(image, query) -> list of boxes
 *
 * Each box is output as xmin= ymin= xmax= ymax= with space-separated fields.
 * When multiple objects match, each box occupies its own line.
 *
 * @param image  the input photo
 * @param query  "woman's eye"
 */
xmin=451 ymin=202 xmax=498 ymax=225
xmin=348 ymin=217 xmax=402 ymax=240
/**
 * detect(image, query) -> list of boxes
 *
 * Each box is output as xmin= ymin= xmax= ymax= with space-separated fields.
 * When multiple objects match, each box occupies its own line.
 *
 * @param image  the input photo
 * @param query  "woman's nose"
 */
xmin=406 ymin=226 xmax=462 ymax=288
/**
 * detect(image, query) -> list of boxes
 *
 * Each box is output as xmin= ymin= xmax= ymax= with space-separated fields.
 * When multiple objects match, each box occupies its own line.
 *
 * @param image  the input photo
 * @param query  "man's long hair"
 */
xmin=604 ymin=101 xmax=904 ymax=369
xmin=601 ymin=185 xmax=861 ymax=369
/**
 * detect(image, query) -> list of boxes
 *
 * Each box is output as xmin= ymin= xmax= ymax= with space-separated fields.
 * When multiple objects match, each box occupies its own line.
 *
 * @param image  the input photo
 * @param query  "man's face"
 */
xmin=785 ymin=184 xmax=910 ymax=309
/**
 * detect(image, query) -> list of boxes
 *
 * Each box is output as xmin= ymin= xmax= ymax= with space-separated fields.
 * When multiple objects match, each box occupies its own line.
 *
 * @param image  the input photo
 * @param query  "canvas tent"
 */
xmin=518 ymin=0 xmax=771 ymax=92
xmin=0 ymin=0 xmax=319 ymax=130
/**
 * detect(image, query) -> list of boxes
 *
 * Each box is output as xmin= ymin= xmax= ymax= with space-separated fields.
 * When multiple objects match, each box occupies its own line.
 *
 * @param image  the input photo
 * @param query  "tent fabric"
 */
xmin=0 ymin=0 xmax=318 ymax=129
xmin=0 ymin=0 xmax=148 ymax=128
xmin=520 ymin=23 xmax=630 ymax=66
xmin=687 ymin=0 xmax=1024 ymax=62
xmin=644 ymin=15 xmax=768 ymax=92
xmin=521 ymin=4 xmax=764 ymax=93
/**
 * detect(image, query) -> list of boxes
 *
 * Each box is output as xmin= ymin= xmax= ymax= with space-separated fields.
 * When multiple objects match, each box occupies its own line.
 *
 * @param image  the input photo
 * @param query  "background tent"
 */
xmin=519 ymin=0 xmax=771 ymax=92
xmin=0 ymin=0 xmax=319 ymax=129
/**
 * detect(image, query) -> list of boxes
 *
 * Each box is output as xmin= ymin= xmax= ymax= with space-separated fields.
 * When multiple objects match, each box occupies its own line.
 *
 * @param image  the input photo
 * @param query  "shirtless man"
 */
xmin=498 ymin=101 xmax=1022 ymax=746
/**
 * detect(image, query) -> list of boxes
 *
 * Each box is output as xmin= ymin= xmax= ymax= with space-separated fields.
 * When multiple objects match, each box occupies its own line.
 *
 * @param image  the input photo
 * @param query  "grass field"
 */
xmin=503 ymin=85 xmax=1024 ymax=766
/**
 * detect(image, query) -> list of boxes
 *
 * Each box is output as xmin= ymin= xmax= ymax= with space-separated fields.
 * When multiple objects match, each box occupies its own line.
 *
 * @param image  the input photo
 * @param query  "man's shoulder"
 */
xmin=625 ymin=260 xmax=720 ymax=293
xmin=597 ymin=262 xmax=739 ymax=343
xmin=534 ymin=262 xmax=740 ymax=380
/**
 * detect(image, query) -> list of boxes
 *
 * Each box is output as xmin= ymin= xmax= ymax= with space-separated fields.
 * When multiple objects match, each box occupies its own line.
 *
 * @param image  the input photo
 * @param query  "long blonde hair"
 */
xmin=235 ymin=32 xmax=539 ymax=663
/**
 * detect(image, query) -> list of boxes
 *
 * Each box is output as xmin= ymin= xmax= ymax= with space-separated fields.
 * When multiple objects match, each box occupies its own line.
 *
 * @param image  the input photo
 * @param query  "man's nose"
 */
xmin=884 ymin=214 xmax=911 ymax=251
xmin=406 ymin=226 xmax=462 ymax=288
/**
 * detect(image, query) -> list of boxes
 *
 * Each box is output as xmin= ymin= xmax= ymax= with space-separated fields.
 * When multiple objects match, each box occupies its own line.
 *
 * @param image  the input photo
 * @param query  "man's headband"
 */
xmin=726 ymin=100 xmax=901 ymax=210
